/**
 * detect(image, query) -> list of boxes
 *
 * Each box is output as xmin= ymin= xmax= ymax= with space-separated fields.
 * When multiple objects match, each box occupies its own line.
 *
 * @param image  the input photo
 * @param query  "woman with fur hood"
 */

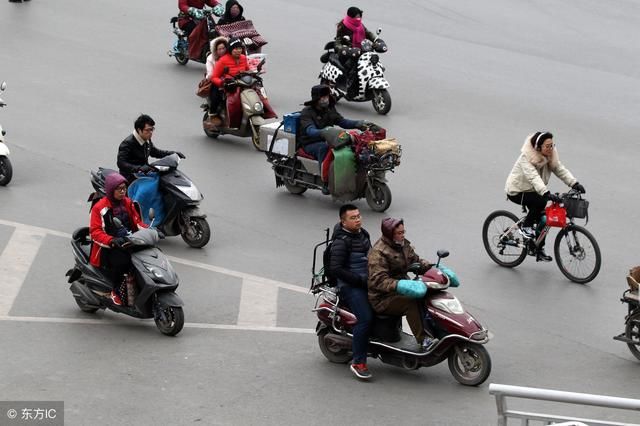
xmin=505 ymin=131 xmax=586 ymax=261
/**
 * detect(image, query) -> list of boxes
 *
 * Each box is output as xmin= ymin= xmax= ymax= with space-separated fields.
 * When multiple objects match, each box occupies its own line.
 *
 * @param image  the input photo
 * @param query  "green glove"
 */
xmin=396 ymin=279 xmax=426 ymax=298
xmin=213 ymin=4 xmax=224 ymax=16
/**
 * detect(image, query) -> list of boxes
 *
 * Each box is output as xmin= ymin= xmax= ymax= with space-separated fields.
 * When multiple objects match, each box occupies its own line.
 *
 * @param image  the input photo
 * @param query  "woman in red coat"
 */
xmin=207 ymin=37 xmax=249 ymax=121
xmin=89 ymin=173 xmax=147 ymax=305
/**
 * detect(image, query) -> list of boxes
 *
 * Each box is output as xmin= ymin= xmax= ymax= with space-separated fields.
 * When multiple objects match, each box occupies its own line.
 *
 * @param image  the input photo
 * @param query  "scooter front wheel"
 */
xmin=318 ymin=329 xmax=352 ymax=364
xmin=154 ymin=305 xmax=185 ymax=336
xmin=448 ymin=343 xmax=491 ymax=386
xmin=365 ymin=181 xmax=392 ymax=212
xmin=0 ymin=156 xmax=12 ymax=186
xmin=372 ymin=89 xmax=392 ymax=115
xmin=181 ymin=216 xmax=211 ymax=248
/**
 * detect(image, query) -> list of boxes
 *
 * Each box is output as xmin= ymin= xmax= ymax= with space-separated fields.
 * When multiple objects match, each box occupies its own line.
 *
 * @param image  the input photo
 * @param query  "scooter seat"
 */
xmin=296 ymin=148 xmax=315 ymax=160
xmin=72 ymin=227 xmax=90 ymax=242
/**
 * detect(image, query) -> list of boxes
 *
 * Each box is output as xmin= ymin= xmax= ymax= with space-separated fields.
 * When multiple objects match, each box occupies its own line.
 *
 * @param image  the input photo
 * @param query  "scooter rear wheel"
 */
xmin=0 ymin=156 xmax=12 ymax=186
xmin=448 ymin=343 xmax=491 ymax=386
xmin=625 ymin=311 xmax=640 ymax=361
xmin=154 ymin=305 xmax=185 ymax=336
xmin=318 ymin=329 xmax=352 ymax=364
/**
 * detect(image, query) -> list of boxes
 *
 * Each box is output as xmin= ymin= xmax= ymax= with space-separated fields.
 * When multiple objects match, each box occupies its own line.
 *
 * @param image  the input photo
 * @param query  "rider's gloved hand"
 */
xmin=572 ymin=182 xmax=586 ymax=194
xmin=188 ymin=7 xmax=204 ymax=19
xmin=396 ymin=279 xmax=427 ymax=298
xmin=355 ymin=120 xmax=368 ymax=131
xmin=212 ymin=4 xmax=224 ymax=16
xmin=544 ymin=191 xmax=562 ymax=203
xmin=111 ymin=237 xmax=127 ymax=248
xmin=172 ymin=151 xmax=186 ymax=159
xmin=138 ymin=165 xmax=154 ymax=174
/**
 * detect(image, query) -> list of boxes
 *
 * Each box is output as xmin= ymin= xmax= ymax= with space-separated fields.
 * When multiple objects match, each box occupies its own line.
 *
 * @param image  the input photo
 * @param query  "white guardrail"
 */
xmin=489 ymin=383 xmax=640 ymax=426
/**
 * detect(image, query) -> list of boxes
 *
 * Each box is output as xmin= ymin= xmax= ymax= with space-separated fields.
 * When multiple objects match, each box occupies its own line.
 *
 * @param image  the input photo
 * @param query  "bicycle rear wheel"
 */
xmin=554 ymin=225 xmax=601 ymax=284
xmin=482 ymin=210 xmax=527 ymax=267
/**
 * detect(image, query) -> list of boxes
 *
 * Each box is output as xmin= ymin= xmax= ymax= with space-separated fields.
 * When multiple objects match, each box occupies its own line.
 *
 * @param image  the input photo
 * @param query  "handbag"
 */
xmin=196 ymin=77 xmax=212 ymax=98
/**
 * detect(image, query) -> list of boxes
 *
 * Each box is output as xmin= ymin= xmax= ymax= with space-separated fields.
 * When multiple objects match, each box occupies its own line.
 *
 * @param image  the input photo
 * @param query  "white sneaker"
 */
xmin=519 ymin=226 xmax=536 ymax=239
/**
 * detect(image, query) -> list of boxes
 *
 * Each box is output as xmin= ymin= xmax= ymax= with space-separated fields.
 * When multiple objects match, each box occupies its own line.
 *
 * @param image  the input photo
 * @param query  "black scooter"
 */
xmin=90 ymin=154 xmax=211 ymax=248
xmin=66 ymin=215 xmax=185 ymax=336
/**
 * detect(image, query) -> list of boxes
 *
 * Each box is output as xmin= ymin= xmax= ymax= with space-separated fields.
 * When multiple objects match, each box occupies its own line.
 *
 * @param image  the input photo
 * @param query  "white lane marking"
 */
xmin=0 ymin=218 xmax=308 ymax=294
xmin=237 ymin=278 xmax=279 ymax=327
xmin=166 ymin=255 xmax=308 ymax=294
xmin=0 ymin=315 xmax=314 ymax=334
xmin=0 ymin=227 xmax=46 ymax=316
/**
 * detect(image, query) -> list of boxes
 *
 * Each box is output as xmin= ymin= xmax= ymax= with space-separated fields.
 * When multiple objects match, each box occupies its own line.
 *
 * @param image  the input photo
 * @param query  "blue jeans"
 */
xmin=303 ymin=141 xmax=329 ymax=164
xmin=340 ymin=286 xmax=372 ymax=364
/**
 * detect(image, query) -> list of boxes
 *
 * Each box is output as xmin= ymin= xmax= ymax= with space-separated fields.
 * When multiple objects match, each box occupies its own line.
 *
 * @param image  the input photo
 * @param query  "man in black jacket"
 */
xmin=117 ymin=114 xmax=186 ymax=182
xmin=328 ymin=203 xmax=373 ymax=380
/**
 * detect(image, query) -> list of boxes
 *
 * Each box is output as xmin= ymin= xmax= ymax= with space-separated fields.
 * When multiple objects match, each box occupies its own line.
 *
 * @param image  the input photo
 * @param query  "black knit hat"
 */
xmin=532 ymin=131 xmax=554 ymax=150
xmin=347 ymin=6 xmax=363 ymax=18
xmin=228 ymin=37 xmax=243 ymax=51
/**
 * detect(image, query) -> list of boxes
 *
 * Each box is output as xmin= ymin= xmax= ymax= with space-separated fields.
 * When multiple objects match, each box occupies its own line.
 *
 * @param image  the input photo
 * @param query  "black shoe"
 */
xmin=321 ymin=184 xmax=330 ymax=195
xmin=536 ymin=250 xmax=553 ymax=262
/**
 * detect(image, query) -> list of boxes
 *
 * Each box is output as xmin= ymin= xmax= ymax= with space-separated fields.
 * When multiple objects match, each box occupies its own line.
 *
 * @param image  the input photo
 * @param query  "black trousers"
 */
xmin=100 ymin=248 xmax=131 ymax=290
xmin=508 ymin=192 xmax=548 ymax=248
xmin=208 ymin=87 xmax=223 ymax=114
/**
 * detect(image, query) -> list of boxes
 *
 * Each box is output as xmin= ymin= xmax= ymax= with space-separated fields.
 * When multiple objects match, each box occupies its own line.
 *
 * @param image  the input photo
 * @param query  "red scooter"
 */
xmin=311 ymin=248 xmax=492 ymax=385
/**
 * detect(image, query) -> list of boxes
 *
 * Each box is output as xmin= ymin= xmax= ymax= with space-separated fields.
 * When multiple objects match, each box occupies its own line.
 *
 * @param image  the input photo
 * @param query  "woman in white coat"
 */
xmin=505 ymin=131 xmax=586 ymax=261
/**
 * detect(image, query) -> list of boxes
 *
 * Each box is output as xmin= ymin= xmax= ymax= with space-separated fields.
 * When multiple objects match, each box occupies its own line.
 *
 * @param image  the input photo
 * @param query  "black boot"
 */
xmin=536 ymin=248 xmax=553 ymax=262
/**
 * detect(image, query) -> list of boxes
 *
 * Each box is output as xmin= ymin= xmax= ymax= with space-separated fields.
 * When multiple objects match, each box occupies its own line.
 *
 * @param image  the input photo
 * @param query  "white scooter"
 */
xmin=0 ymin=81 xmax=12 ymax=186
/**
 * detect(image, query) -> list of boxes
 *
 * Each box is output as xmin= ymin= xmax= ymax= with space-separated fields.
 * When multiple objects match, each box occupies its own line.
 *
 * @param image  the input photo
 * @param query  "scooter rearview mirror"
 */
xmin=376 ymin=28 xmax=382 ymax=35
xmin=0 ymin=82 xmax=6 ymax=91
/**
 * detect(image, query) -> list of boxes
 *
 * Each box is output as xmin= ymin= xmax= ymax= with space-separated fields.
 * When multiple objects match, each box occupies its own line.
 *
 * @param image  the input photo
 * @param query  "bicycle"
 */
xmin=482 ymin=189 xmax=601 ymax=284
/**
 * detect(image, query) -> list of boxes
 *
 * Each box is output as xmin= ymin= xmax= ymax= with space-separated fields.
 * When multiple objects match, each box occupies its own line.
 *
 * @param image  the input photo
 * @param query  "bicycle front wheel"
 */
xmin=554 ymin=225 xmax=601 ymax=284
xmin=482 ymin=210 xmax=527 ymax=268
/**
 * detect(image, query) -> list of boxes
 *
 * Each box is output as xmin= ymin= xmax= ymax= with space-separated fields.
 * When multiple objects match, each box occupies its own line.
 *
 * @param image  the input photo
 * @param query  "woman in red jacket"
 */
xmin=207 ymin=37 xmax=249 ymax=120
xmin=89 ymin=173 xmax=147 ymax=305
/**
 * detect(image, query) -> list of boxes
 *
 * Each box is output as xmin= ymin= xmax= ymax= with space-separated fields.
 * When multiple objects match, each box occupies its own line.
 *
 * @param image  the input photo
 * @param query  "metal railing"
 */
xmin=489 ymin=383 xmax=640 ymax=426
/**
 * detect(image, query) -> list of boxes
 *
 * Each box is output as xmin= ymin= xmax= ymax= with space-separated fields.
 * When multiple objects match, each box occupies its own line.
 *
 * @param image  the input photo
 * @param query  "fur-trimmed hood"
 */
xmin=209 ymin=36 xmax=229 ymax=60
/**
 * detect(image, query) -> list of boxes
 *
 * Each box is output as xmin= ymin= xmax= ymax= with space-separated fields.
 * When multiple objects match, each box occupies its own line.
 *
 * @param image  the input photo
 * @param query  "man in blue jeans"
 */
xmin=328 ymin=204 xmax=373 ymax=380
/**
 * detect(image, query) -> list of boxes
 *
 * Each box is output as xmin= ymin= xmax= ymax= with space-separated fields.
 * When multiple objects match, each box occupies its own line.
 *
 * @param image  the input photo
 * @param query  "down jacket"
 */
xmin=505 ymin=134 xmax=577 ymax=196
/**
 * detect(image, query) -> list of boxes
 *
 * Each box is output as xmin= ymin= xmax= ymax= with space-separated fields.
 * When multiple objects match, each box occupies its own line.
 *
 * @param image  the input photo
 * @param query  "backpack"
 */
xmin=322 ymin=234 xmax=350 ymax=287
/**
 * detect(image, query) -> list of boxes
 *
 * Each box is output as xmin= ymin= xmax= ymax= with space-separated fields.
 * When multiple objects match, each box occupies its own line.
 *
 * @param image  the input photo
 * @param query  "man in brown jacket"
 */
xmin=368 ymin=217 xmax=438 ymax=350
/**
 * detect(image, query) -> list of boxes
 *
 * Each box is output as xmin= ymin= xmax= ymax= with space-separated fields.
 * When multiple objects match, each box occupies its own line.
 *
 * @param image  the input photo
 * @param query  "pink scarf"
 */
xmin=342 ymin=16 xmax=365 ymax=48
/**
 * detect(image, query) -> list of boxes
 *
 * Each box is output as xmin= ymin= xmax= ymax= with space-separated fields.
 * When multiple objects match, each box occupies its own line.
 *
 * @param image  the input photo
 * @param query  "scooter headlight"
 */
xmin=177 ymin=183 xmax=202 ymax=201
xmin=254 ymin=102 xmax=263 ymax=112
xmin=142 ymin=262 xmax=167 ymax=282
xmin=432 ymin=296 xmax=464 ymax=314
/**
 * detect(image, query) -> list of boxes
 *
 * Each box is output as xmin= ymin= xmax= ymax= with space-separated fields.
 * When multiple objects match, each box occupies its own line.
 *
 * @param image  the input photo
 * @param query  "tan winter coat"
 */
xmin=505 ymin=134 xmax=577 ymax=196
xmin=367 ymin=236 xmax=430 ymax=313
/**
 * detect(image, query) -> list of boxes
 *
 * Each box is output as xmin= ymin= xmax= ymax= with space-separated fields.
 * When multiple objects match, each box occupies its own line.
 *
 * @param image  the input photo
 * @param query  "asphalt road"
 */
xmin=1 ymin=0 xmax=639 ymax=425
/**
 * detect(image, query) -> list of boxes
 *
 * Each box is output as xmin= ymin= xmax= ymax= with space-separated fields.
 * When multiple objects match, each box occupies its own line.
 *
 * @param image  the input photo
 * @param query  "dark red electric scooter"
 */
xmin=311 ymin=246 xmax=491 ymax=385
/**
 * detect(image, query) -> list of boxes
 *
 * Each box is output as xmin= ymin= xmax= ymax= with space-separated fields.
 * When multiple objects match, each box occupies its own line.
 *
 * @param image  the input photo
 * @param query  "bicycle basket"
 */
xmin=563 ymin=196 xmax=589 ymax=219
